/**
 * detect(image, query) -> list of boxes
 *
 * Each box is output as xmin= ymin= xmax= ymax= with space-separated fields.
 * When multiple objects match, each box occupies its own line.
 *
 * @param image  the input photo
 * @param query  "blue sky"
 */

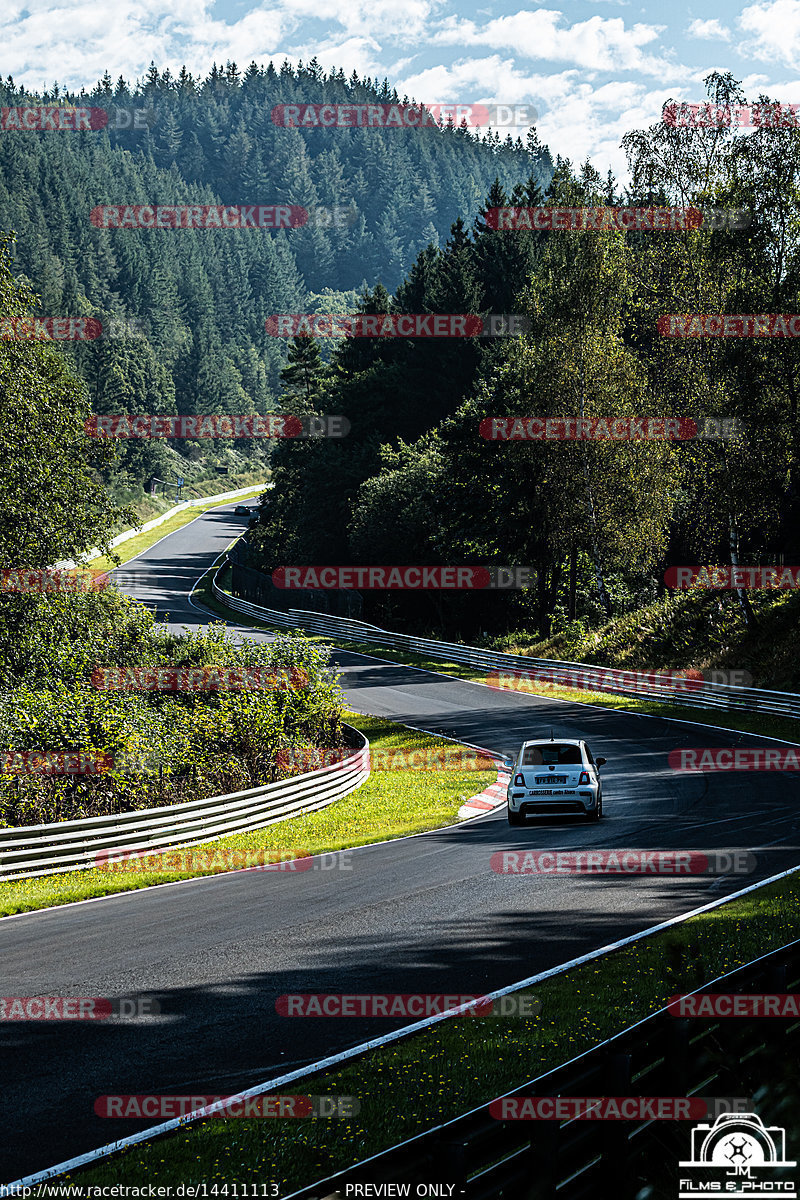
xmin=3 ymin=0 xmax=800 ymax=179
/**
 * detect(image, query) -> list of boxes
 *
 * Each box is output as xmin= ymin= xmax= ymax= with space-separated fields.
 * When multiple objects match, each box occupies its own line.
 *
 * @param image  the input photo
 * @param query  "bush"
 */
xmin=0 ymin=592 xmax=346 ymax=825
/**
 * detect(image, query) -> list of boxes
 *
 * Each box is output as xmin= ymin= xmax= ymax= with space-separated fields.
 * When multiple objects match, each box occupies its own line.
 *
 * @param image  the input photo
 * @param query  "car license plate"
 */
xmin=535 ymin=776 xmax=567 ymax=784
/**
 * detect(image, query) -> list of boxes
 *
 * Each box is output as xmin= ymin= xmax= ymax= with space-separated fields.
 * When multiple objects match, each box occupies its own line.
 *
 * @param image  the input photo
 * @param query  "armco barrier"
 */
xmin=283 ymin=939 xmax=800 ymax=1200
xmin=54 ymin=482 xmax=270 ymax=571
xmin=212 ymin=571 xmax=800 ymax=720
xmin=0 ymin=727 xmax=368 ymax=882
xmin=14 ymin=881 xmax=800 ymax=1191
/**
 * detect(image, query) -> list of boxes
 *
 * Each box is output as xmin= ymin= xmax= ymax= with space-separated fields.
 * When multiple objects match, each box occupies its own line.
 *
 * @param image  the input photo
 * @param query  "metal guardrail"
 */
xmin=0 ymin=728 xmax=369 ymax=882
xmin=287 ymin=939 xmax=800 ymax=1200
xmin=213 ymin=572 xmax=800 ymax=720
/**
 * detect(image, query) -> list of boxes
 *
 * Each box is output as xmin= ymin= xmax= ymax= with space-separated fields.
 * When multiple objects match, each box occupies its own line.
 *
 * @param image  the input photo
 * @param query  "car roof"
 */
xmin=520 ymin=738 xmax=584 ymax=748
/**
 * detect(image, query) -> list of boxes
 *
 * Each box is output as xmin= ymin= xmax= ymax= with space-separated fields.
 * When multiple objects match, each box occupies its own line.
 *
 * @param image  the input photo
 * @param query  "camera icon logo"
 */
xmin=680 ymin=1112 xmax=795 ymax=1174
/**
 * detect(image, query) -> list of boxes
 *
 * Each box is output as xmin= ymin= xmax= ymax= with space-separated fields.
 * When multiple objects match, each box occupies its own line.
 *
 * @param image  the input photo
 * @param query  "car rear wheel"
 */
xmin=507 ymin=807 xmax=523 ymax=826
xmin=588 ymin=796 xmax=602 ymax=822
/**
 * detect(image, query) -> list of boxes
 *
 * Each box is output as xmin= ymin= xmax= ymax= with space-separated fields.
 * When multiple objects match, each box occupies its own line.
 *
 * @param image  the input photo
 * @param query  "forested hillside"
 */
xmin=0 ymin=61 xmax=552 ymax=503
xmin=248 ymin=74 xmax=800 ymax=643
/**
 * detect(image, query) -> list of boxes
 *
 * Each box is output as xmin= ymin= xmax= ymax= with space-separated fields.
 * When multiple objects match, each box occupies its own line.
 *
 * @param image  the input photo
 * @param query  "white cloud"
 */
xmin=287 ymin=36 xmax=389 ymax=82
xmin=397 ymin=61 xmax=695 ymax=178
xmin=431 ymin=10 xmax=672 ymax=74
xmin=0 ymin=0 xmax=296 ymax=91
xmin=740 ymin=0 xmax=800 ymax=67
xmin=687 ymin=18 xmax=731 ymax=40
xmin=0 ymin=0 xmax=436 ymax=94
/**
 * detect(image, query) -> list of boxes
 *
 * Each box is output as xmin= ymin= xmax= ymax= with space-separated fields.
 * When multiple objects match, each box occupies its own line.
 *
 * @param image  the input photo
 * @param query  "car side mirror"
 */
xmin=595 ymin=757 xmax=606 ymax=766
xmin=502 ymin=758 xmax=514 ymax=771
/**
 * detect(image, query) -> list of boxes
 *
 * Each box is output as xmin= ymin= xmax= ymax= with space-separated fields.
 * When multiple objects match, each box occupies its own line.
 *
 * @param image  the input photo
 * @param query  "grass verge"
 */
xmin=61 ymin=870 xmax=800 ymax=1191
xmin=0 ymin=713 xmax=495 ymax=917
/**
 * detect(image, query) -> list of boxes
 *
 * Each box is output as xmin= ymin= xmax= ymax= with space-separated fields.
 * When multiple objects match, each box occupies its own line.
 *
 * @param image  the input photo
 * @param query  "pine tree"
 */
xmin=279 ymin=336 xmax=326 ymax=407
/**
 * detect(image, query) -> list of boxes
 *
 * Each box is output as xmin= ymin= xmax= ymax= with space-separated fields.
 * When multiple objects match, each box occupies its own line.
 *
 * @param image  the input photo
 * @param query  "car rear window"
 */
xmin=520 ymin=744 xmax=583 ymax=766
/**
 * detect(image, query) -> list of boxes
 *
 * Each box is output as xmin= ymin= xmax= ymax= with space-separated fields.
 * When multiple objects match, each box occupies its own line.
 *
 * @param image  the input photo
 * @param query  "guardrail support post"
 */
xmin=598 ymin=1052 xmax=635 ymax=1197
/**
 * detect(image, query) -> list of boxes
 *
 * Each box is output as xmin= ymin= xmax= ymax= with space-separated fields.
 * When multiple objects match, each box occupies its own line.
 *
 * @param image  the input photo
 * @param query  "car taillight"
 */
xmin=514 ymin=773 xmax=525 ymax=786
xmin=578 ymin=771 xmax=590 ymax=785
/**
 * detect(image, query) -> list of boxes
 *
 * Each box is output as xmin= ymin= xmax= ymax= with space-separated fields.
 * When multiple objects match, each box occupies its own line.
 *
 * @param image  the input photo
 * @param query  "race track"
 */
xmin=2 ymin=501 xmax=798 ymax=1181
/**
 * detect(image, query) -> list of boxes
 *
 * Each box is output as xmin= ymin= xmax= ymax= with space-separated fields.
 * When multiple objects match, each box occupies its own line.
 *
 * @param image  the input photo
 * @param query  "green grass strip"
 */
xmin=89 ymin=486 xmax=267 ymax=573
xmin=0 ymin=714 xmax=495 ymax=917
xmin=63 ymin=871 xmax=800 ymax=1191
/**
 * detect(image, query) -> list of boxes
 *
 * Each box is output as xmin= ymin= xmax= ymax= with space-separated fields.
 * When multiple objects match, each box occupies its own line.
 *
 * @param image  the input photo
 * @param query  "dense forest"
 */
xmin=0 ymin=61 xmax=551 ymax=505
xmin=246 ymin=72 xmax=800 ymax=643
xmin=3 ymin=66 xmax=800 ymax=651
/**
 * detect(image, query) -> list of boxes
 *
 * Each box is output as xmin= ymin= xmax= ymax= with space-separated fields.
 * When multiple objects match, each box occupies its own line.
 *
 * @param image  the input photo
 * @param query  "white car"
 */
xmin=506 ymin=738 xmax=605 ymax=825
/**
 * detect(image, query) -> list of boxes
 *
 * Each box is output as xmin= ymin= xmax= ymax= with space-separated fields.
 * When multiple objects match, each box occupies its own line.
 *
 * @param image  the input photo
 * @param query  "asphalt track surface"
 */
xmin=2 ymin=501 xmax=800 ymax=1181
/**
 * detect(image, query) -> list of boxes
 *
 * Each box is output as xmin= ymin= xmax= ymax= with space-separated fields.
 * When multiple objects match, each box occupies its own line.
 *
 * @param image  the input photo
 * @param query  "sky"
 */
xmin=3 ymin=0 xmax=800 ymax=180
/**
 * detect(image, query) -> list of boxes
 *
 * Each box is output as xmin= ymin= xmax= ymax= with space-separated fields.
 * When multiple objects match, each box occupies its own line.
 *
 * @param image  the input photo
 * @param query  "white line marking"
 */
xmin=11 ymin=859 xmax=800 ymax=1188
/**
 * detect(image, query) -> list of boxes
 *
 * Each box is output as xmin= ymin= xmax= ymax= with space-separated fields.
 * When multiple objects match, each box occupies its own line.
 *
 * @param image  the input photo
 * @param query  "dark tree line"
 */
xmin=249 ymin=74 xmax=800 ymax=640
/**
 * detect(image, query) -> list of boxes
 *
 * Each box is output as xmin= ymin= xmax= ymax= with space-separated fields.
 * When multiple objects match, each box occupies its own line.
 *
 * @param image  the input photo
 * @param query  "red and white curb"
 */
xmin=458 ymin=766 xmax=511 ymax=819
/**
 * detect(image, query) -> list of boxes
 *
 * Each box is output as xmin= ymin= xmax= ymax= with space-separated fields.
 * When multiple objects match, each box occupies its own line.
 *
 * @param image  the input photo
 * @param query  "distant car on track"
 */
xmin=506 ymin=737 xmax=606 ymax=825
